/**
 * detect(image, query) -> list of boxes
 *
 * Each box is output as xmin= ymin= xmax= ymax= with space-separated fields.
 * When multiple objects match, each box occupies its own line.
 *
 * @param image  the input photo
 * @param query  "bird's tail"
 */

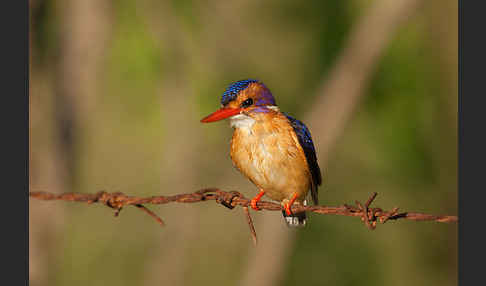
xmin=281 ymin=200 xmax=307 ymax=227
xmin=282 ymin=210 xmax=306 ymax=227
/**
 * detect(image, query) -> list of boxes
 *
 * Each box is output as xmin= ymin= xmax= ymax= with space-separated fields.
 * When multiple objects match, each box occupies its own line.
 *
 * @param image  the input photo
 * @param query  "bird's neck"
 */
xmin=229 ymin=105 xmax=280 ymax=130
xmin=230 ymin=114 xmax=256 ymax=129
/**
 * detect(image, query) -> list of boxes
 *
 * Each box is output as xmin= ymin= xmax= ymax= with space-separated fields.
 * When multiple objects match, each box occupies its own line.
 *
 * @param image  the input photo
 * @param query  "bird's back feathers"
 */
xmin=284 ymin=113 xmax=322 ymax=205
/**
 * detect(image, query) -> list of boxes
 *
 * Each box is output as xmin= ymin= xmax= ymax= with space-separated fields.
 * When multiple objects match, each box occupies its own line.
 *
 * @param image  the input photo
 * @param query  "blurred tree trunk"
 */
xmin=54 ymin=0 xmax=112 ymax=188
xmin=29 ymin=1 xmax=111 ymax=285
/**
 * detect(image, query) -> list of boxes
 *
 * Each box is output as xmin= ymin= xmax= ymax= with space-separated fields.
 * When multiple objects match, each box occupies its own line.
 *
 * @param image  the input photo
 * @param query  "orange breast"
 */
xmin=230 ymin=112 xmax=311 ymax=202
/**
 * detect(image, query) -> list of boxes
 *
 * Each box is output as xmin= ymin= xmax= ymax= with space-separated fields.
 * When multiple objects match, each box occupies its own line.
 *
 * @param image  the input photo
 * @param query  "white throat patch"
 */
xmin=230 ymin=114 xmax=255 ymax=129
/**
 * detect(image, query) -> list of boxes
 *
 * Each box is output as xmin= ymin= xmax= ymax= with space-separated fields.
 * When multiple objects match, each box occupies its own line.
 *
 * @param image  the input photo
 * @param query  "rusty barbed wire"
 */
xmin=29 ymin=189 xmax=458 ymax=245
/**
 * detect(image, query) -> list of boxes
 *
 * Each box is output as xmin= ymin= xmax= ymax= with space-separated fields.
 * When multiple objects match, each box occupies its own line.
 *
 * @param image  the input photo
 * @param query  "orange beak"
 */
xmin=200 ymin=107 xmax=242 ymax=123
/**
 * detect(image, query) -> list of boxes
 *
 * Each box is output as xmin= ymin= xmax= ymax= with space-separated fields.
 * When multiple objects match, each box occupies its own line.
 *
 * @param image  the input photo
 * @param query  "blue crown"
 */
xmin=221 ymin=79 xmax=259 ymax=106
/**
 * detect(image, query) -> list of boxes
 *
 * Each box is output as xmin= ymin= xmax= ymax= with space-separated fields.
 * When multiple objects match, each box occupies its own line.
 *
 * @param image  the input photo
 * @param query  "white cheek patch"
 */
xmin=230 ymin=114 xmax=256 ymax=129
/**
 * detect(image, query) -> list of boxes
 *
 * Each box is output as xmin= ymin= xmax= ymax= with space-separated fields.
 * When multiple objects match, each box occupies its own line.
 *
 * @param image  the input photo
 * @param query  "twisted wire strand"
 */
xmin=29 ymin=189 xmax=458 ymax=245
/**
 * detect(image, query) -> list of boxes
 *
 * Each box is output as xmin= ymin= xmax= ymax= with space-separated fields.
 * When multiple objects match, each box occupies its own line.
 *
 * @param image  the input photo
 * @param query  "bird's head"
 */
xmin=200 ymin=79 xmax=277 ymax=123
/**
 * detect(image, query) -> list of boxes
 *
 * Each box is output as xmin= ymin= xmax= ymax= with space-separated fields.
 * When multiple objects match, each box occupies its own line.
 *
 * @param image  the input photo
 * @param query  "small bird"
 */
xmin=201 ymin=79 xmax=322 ymax=227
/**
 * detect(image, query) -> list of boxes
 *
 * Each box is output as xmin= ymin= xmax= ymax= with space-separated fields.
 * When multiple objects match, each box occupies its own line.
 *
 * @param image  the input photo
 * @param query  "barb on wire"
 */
xmin=29 ymin=189 xmax=458 ymax=244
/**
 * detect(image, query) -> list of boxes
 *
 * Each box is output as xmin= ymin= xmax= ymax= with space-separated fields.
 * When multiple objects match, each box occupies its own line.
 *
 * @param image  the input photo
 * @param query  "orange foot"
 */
xmin=250 ymin=190 xmax=265 ymax=211
xmin=283 ymin=193 xmax=298 ymax=216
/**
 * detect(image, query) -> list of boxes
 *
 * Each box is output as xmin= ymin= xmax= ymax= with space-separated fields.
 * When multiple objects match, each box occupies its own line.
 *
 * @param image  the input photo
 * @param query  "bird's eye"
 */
xmin=241 ymin=98 xmax=253 ymax=108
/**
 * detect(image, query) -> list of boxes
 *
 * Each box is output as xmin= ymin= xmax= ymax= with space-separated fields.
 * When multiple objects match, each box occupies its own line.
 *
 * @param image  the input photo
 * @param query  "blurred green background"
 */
xmin=29 ymin=0 xmax=457 ymax=286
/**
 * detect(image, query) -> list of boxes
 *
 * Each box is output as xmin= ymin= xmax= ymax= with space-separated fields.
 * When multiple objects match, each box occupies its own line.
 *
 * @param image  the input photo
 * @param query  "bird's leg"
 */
xmin=250 ymin=189 xmax=265 ymax=211
xmin=283 ymin=193 xmax=298 ymax=216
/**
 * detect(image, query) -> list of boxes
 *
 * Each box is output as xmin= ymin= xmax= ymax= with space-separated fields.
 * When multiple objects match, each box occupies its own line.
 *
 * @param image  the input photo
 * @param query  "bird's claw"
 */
xmin=282 ymin=193 xmax=298 ymax=216
xmin=250 ymin=190 xmax=265 ymax=211
xmin=284 ymin=203 xmax=292 ymax=216
xmin=250 ymin=198 xmax=261 ymax=211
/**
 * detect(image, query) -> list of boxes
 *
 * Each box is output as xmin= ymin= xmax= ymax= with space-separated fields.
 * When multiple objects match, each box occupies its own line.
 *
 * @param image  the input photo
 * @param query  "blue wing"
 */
xmin=284 ymin=113 xmax=322 ymax=205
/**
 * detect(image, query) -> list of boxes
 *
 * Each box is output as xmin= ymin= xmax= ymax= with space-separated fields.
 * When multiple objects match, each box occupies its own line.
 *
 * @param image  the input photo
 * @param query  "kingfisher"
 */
xmin=200 ymin=79 xmax=322 ymax=227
